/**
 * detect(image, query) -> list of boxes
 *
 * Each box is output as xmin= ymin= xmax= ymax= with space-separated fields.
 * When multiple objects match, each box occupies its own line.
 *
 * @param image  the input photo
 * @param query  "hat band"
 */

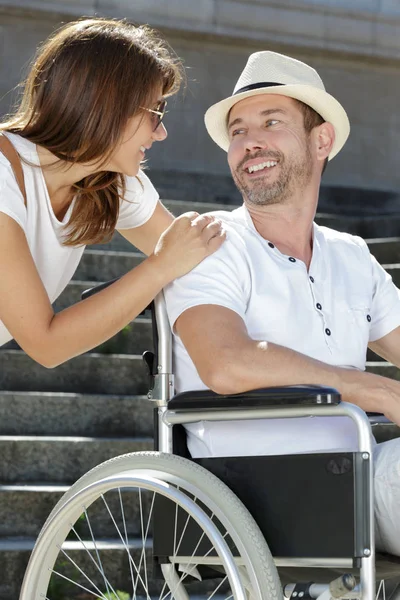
xmin=234 ymin=82 xmax=284 ymax=95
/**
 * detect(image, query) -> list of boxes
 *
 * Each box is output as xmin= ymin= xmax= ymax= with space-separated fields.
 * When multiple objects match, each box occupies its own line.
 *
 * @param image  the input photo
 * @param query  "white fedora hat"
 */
xmin=204 ymin=51 xmax=350 ymax=160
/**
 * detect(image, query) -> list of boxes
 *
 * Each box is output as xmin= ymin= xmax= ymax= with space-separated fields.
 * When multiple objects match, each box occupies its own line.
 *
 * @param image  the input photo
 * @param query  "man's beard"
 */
xmin=232 ymin=144 xmax=313 ymax=207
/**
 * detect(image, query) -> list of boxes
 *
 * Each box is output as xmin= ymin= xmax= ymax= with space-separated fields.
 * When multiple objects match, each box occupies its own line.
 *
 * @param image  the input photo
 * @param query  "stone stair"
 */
xmin=1 ymin=198 xmax=400 ymax=598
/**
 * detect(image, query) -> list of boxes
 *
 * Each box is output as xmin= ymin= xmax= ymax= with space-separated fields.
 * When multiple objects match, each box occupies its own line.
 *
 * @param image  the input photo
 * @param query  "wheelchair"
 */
xmin=19 ymin=287 xmax=400 ymax=600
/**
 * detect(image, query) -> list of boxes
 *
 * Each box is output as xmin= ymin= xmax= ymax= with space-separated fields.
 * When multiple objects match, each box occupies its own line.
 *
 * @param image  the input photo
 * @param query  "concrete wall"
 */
xmin=0 ymin=0 xmax=399 ymax=212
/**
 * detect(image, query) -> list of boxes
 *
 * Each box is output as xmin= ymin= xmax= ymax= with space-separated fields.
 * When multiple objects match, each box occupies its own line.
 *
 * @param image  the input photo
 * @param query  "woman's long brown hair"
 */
xmin=1 ymin=18 xmax=183 ymax=245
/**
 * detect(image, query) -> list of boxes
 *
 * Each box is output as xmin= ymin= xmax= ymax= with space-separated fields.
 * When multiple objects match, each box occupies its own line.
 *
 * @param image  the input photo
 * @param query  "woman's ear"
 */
xmin=314 ymin=122 xmax=335 ymax=160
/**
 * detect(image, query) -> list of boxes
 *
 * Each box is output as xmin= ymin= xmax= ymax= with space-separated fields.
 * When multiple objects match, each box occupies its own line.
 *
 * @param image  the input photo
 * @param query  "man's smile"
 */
xmin=241 ymin=158 xmax=279 ymax=178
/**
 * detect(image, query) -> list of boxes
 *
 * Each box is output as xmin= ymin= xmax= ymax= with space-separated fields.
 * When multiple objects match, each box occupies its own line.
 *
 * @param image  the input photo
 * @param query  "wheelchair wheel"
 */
xmin=20 ymin=452 xmax=282 ymax=600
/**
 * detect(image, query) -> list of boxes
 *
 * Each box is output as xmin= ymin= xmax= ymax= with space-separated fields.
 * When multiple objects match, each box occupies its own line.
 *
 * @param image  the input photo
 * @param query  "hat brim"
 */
xmin=204 ymin=84 xmax=350 ymax=160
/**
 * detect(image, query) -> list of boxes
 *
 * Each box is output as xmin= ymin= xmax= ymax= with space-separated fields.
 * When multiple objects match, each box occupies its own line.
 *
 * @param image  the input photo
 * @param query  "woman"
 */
xmin=0 ymin=17 xmax=225 ymax=367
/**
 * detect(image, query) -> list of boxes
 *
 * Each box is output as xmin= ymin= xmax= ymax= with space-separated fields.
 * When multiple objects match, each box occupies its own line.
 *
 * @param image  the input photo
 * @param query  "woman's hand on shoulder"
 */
xmin=151 ymin=211 xmax=226 ymax=281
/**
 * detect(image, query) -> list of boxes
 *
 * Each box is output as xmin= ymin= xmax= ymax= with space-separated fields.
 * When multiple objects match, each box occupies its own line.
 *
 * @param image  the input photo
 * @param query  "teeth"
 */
xmin=140 ymin=146 xmax=146 ymax=153
xmin=247 ymin=161 xmax=277 ymax=173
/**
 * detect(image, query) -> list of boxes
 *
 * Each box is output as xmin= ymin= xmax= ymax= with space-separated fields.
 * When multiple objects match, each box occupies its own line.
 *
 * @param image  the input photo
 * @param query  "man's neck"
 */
xmin=245 ymin=196 xmax=317 ymax=268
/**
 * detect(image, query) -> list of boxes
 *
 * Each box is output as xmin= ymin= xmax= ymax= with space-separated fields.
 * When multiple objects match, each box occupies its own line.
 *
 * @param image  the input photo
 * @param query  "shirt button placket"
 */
xmin=308 ymin=274 xmax=333 ymax=351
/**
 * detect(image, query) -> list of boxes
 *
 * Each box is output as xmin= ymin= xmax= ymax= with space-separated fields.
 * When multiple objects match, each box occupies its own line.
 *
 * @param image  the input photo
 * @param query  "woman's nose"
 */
xmin=153 ymin=122 xmax=168 ymax=142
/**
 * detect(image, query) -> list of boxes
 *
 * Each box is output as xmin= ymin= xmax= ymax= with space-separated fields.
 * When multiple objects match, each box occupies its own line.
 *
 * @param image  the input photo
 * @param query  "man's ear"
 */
xmin=314 ymin=122 xmax=335 ymax=160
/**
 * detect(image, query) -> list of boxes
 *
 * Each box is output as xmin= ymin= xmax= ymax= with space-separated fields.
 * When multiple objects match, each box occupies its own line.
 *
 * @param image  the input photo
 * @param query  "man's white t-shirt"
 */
xmin=0 ymin=132 xmax=159 ymax=346
xmin=164 ymin=205 xmax=400 ymax=458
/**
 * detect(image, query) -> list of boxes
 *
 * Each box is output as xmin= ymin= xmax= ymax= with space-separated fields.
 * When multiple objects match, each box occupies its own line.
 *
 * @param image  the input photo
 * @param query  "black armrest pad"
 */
xmin=168 ymin=385 xmax=341 ymax=410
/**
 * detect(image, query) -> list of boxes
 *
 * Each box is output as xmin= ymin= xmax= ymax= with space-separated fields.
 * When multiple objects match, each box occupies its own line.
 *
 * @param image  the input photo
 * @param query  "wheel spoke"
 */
xmin=83 ymin=507 xmax=113 ymax=596
xmin=118 ymin=487 xmax=136 ymax=599
xmin=162 ymin=509 xmax=230 ymax=600
xmin=207 ymin=574 xmax=229 ymax=600
xmin=49 ymin=568 xmax=108 ymax=600
xmin=101 ymin=493 xmax=151 ymax=597
xmin=132 ymin=489 xmax=155 ymax=599
xmin=63 ymin=526 xmax=119 ymax=598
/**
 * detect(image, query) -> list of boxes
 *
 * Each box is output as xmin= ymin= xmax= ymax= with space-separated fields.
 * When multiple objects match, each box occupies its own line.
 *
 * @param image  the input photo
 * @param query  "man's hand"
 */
xmin=341 ymin=368 xmax=400 ymax=426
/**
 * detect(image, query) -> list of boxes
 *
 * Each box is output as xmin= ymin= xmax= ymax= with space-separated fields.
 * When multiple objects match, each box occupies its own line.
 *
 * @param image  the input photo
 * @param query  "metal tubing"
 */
xmin=163 ymin=402 xmax=372 ymax=452
xmin=158 ymin=406 xmax=173 ymax=453
xmin=154 ymin=291 xmax=173 ymax=375
xmin=161 ymin=564 xmax=190 ymax=600
xmin=163 ymin=402 xmax=375 ymax=600
xmin=275 ymin=558 xmax=354 ymax=568
xmin=154 ymin=293 xmax=375 ymax=600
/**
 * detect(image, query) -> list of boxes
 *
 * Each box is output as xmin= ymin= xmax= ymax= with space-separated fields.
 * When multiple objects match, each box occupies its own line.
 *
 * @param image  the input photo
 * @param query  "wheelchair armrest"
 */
xmin=168 ymin=384 xmax=340 ymax=410
xmin=81 ymin=278 xmax=153 ymax=315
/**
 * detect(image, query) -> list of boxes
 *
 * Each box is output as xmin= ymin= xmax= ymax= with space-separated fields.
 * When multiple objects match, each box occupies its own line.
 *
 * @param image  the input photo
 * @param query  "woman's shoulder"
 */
xmin=117 ymin=170 xmax=159 ymax=229
xmin=0 ymin=136 xmax=28 ymax=230
xmin=1 ymin=131 xmax=37 ymax=160
xmin=123 ymin=169 xmax=159 ymax=201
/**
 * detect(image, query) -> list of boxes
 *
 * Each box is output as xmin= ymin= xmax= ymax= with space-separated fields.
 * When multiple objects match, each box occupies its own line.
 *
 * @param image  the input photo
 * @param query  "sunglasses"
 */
xmin=142 ymin=99 xmax=167 ymax=131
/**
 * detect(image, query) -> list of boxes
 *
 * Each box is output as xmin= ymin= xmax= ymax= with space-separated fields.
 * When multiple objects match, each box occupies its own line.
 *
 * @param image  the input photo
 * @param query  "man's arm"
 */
xmin=175 ymin=304 xmax=400 ymax=425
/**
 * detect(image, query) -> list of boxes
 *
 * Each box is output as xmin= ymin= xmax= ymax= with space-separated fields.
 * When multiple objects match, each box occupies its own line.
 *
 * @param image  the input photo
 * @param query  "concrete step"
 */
xmin=75 ymin=249 xmax=143 ymax=281
xmin=0 ymin=538 xmax=160 ymax=600
xmin=1 ymin=535 xmax=223 ymax=600
xmin=54 ymin=280 xmax=153 ymax=354
xmin=315 ymin=213 xmax=400 ymax=238
xmin=0 ymin=350 xmax=147 ymax=395
xmin=89 ymin=199 xmax=400 ymax=257
xmin=367 ymin=238 xmax=400 ymax=264
xmin=0 ymin=484 xmax=67 ymax=537
xmin=73 ymin=247 xmax=400 ymax=287
xmin=0 ymin=436 xmax=153 ymax=483
xmin=0 ymin=484 xmax=153 ymax=539
xmin=0 ymin=392 xmax=153 ymax=437
xmin=0 ymin=347 xmax=398 ymax=397
xmin=369 ymin=416 xmax=400 ymax=444
xmin=109 ymin=197 xmax=400 ymax=239
xmin=384 ymin=264 xmax=400 ymax=288
xmin=366 ymin=361 xmax=400 ymax=380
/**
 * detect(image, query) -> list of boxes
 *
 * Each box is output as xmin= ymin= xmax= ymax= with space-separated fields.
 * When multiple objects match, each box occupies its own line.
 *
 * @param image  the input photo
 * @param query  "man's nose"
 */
xmin=243 ymin=131 xmax=268 ymax=152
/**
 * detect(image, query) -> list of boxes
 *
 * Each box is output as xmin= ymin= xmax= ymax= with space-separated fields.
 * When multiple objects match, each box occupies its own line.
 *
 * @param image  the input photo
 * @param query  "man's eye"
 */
xmin=266 ymin=120 xmax=279 ymax=127
xmin=231 ymin=128 xmax=245 ymax=137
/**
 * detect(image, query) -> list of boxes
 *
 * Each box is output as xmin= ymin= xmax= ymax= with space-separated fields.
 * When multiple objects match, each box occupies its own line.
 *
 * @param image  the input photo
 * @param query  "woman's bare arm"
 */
xmin=118 ymin=201 xmax=173 ymax=255
xmin=0 ymin=211 xmax=225 ymax=367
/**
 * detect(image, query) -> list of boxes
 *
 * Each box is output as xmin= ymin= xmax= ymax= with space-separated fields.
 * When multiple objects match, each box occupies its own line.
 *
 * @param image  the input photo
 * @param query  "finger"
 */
xmin=178 ymin=211 xmax=200 ymax=223
xmin=207 ymin=229 xmax=227 ymax=253
xmin=202 ymin=220 xmax=223 ymax=240
xmin=191 ymin=214 xmax=219 ymax=230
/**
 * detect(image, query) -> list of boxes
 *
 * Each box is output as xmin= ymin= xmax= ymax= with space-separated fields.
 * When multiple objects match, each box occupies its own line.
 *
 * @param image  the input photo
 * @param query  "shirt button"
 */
xmin=325 ymin=328 xmax=331 ymax=336
xmin=316 ymin=303 xmax=322 ymax=310
xmin=289 ymin=257 xmax=296 ymax=263
xmin=367 ymin=314 xmax=371 ymax=322
xmin=268 ymin=242 xmax=275 ymax=248
xmin=309 ymin=276 xmax=314 ymax=283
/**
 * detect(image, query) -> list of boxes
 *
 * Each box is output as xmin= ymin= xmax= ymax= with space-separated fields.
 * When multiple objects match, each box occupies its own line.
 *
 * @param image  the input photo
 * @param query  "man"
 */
xmin=164 ymin=51 xmax=400 ymax=555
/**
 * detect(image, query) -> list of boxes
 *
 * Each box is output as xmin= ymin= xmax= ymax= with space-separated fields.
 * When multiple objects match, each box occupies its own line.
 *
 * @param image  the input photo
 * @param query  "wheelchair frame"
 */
xmin=20 ymin=285 xmax=400 ymax=600
xmin=149 ymin=292 xmax=376 ymax=600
